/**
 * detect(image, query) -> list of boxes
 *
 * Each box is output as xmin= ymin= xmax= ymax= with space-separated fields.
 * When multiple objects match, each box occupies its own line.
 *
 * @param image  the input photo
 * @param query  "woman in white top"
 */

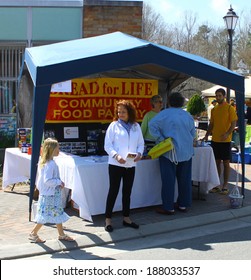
xmin=29 ymin=138 xmax=74 ymax=243
xmin=104 ymin=100 xmax=144 ymax=232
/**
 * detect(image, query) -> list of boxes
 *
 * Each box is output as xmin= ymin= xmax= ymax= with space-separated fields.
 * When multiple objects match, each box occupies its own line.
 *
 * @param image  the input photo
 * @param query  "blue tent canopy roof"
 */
xmin=25 ymin=31 xmax=244 ymax=91
xmin=23 ymin=31 xmax=246 ymax=219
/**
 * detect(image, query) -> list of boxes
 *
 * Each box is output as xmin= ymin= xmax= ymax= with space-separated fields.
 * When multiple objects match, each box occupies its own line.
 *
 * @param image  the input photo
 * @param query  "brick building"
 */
xmin=83 ymin=0 xmax=143 ymax=38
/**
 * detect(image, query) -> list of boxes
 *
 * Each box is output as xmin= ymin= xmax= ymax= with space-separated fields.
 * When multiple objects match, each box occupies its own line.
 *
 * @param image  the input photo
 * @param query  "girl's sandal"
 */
xmin=28 ymin=233 xmax=46 ymax=243
xmin=209 ymin=186 xmax=221 ymax=193
xmin=58 ymin=234 xmax=75 ymax=242
xmin=220 ymin=188 xmax=229 ymax=195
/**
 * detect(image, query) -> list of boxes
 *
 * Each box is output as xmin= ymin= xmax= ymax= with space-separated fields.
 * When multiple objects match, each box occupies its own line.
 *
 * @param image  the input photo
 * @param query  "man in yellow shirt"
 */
xmin=204 ymin=88 xmax=238 ymax=195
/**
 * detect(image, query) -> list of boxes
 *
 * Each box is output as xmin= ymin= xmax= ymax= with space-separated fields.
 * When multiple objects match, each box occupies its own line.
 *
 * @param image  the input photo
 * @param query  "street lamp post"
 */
xmin=223 ymin=5 xmax=238 ymax=103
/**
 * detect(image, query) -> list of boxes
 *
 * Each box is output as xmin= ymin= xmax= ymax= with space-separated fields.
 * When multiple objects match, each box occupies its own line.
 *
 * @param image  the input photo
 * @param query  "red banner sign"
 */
xmin=46 ymin=78 xmax=158 ymax=123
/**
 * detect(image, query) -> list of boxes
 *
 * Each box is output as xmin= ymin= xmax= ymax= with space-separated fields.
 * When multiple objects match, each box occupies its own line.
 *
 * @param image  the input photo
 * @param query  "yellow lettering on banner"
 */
xmin=137 ymin=109 xmax=147 ymax=118
xmin=53 ymin=110 xmax=61 ymax=118
xmin=72 ymin=110 xmax=82 ymax=118
xmin=83 ymin=110 xmax=92 ymax=118
xmin=61 ymin=110 xmax=71 ymax=119
xmin=59 ymin=99 xmax=91 ymax=109
xmin=98 ymin=109 xmax=113 ymax=119
xmin=79 ymin=99 xmax=91 ymax=107
xmin=56 ymin=98 xmax=144 ymax=110
xmin=70 ymin=100 xmax=79 ymax=108
xmin=49 ymin=108 xmax=148 ymax=122
xmin=134 ymin=99 xmax=142 ymax=108
xmin=92 ymin=99 xmax=104 ymax=107
xmin=52 ymin=109 xmax=92 ymax=120
xmin=59 ymin=99 xmax=68 ymax=108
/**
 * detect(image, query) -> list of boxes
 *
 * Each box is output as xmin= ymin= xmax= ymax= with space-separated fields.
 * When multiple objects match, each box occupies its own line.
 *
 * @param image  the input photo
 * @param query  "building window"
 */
xmin=0 ymin=45 xmax=25 ymax=114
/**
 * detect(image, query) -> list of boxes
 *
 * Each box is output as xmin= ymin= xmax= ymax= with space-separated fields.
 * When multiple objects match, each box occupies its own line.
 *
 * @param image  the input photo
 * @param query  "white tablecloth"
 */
xmin=53 ymin=154 xmax=163 ymax=222
xmin=191 ymin=146 xmax=220 ymax=192
xmin=2 ymin=147 xmax=220 ymax=222
xmin=2 ymin=148 xmax=31 ymax=188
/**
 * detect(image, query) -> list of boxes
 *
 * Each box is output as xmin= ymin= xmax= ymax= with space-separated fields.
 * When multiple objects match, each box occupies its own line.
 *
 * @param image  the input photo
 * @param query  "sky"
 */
xmin=144 ymin=0 xmax=250 ymax=27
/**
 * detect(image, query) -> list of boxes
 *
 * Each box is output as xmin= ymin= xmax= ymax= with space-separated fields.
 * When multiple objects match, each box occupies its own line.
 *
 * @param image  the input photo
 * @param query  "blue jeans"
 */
xmin=159 ymin=156 xmax=192 ymax=210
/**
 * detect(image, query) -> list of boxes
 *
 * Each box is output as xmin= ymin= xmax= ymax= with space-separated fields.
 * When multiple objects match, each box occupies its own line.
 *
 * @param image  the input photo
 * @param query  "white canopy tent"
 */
xmin=201 ymin=76 xmax=251 ymax=99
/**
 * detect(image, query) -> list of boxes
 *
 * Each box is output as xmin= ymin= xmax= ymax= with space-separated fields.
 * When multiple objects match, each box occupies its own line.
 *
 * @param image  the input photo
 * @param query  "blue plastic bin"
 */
xmin=231 ymin=152 xmax=251 ymax=164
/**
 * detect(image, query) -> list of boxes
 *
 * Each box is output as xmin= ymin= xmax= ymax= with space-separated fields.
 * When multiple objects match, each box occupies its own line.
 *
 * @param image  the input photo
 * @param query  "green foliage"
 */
xmin=186 ymin=94 xmax=206 ymax=116
xmin=0 ymin=132 xmax=15 ymax=149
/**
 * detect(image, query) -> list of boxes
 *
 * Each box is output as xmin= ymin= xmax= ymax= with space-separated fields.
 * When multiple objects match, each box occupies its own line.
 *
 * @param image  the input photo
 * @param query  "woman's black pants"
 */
xmin=105 ymin=164 xmax=135 ymax=218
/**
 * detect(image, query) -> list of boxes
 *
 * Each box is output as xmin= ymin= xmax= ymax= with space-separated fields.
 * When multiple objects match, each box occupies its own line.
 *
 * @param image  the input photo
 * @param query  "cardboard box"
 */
xmin=17 ymin=128 xmax=31 ymax=149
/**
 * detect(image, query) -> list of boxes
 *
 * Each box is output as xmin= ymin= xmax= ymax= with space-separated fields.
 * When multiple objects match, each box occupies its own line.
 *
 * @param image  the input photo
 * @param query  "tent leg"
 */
xmin=29 ymin=211 xmax=31 ymax=222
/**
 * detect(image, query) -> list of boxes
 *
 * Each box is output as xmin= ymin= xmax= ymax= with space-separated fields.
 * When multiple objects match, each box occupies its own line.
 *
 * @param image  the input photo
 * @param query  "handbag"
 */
xmin=148 ymin=137 xmax=174 ymax=159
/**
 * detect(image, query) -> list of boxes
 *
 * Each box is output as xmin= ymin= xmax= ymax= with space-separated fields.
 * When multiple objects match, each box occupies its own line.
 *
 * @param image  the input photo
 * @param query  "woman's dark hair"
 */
xmin=167 ymin=92 xmax=185 ymax=108
xmin=114 ymin=100 xmax=137 ymax=123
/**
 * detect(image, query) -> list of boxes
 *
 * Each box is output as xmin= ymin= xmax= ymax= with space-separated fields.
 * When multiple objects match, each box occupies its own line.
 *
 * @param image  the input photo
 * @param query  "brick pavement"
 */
xmin=0 ymin=163 xmax=251 ymax=249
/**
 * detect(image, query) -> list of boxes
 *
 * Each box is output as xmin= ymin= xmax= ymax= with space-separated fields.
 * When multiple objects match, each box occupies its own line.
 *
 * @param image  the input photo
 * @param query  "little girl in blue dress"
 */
xmin=29 ymin=138 xmax=74 ymax=243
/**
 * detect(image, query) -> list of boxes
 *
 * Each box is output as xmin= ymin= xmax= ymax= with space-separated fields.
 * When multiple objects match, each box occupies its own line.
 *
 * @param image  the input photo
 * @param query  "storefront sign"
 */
xmin=46 ymin=78 xmax=158 ymax=123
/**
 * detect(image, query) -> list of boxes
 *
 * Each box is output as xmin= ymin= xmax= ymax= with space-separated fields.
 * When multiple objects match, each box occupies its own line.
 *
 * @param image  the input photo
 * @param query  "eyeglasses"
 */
xmin=155 ymin=100 xmax=163 ymax=103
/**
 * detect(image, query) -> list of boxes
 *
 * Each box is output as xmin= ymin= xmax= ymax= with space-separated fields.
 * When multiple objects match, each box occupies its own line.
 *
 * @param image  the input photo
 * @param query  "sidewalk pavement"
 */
xmin=1 ymin=163 xmax=251 ymax=260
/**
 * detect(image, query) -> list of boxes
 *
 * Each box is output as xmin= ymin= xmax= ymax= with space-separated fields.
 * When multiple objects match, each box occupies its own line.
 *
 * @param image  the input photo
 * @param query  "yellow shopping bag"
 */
xmin=148 ymin=138 xmax=174 ymax=159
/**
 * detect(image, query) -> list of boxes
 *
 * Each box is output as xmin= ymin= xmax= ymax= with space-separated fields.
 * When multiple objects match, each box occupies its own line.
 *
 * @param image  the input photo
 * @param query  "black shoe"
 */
xmin=123 ymin=221 xmax=139 ymax=229
xmin=156 ymin=207 xmax=175 ymax=215
xmin=105 ymin=224 xmax=113 ymax=232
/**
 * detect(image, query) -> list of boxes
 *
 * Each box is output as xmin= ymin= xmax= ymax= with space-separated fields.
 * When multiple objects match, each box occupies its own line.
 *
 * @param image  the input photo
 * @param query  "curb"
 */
xmin=1 ymin=205 xmax=251 ymax=260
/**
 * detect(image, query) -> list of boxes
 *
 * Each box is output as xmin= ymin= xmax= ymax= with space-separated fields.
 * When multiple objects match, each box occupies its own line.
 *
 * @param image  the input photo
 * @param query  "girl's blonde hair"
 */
xmin=39 ymin=138 xmax=58 ymax=168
